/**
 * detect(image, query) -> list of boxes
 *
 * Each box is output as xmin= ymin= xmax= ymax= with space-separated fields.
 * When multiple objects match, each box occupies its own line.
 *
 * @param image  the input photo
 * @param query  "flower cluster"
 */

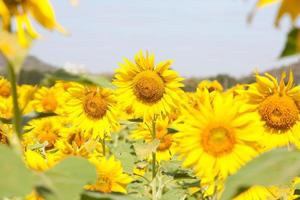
xmin=1 ymin=51 xmax=300 ymax=199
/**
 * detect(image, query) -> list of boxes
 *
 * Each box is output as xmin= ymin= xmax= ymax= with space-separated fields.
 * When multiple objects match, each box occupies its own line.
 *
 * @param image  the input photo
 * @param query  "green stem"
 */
xmin=101 ymin=137 xmax=106 ymax=157
xmin=151 ymin=119 xmax=157 ymax=179
xmin=7 ymin=62 xmax=22 ymax=138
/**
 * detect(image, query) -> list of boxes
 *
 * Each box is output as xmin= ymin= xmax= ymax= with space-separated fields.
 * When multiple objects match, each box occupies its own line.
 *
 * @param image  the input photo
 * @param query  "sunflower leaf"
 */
xmin=40 ymin=157 xmax=97 ymax=200
xmin=0 ymin=145 xmax=35 ymax=198
xmin=220 ymin=148 xmax=300 ymax=200
xmin=133 ymin=139 xmax=160 ymax=160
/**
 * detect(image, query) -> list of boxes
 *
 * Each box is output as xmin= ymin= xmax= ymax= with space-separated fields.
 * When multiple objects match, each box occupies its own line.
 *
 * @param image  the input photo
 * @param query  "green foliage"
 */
xmin=40 ymin=157 xmax=97 ymax=200
xmin=81 ymin=191 xmax=141 ymax=200
xmin=221 ymin=148 xmax=300 ymax=200
xmin=133 ymin=139 xmax=160 ymax=160
xmin=0 ymin=145 xmax=35 ymax=198
xmin=281 ymin=27 xmax=300 ymax=58
xmin=43 ymin=69 xmax=113 ymax=88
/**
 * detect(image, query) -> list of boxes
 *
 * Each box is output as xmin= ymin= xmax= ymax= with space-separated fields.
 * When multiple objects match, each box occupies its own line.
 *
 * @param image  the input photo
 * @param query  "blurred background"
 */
xmin=1 ymin=0 xmax=299 ymax=90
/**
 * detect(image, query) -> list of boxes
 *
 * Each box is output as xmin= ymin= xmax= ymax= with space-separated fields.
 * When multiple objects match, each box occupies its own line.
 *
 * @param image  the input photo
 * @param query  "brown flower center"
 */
xmin=0 ymin=81 xmax=10 ymax=98
xmin=259 ymin=94 xmax=299 ymax=131
xmin=133 ymin=71 xmax=165 ymax=104
xmin=0 ymin=127 xmax=8 ymax=144
xmin=42 ymin=94 xmax=58 ymax=112
xmin=202 ymin=126 xmax=235 ymax=157
xmin=83 ymin=91 xmax=108 ymax=120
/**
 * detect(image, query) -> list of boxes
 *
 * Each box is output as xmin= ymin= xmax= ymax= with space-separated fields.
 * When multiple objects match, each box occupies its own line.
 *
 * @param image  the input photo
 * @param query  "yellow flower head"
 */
xmin=131 ymin=116 xmax=175 ymax=162
xmin=0 ymin=97 xmax=13 ymax=119
xmin=175 ymin=91 xmax=263 ymax=181
xmin=55 ymin=127 xmax=103 ymax=158
xmin=0 ymin=76 xmax=11 ymax=99
xmin=66 ymin=82 xmax=119 ymax=139
xmin=0 ymin=123 xmax=12 ymax=144
xmin=24 ymin=149 xmax=56 ymax=172
xmin=18 ymin=84 xmax=37 ymax=114
xmin=85 ymin=156 xmax=132 ymax=194
xmin=197 ymin=80 xmax=223 ymax=93
xmin=23 ymin=117 xmax=62 ymax=149
xmin=247 ymin=71 xmax=300 ymax=148
xmin=32 ymin=86 xmax=63 ymax=114
xmin=113 ymin=51 xmax=184 ymax=120
xmin=0 ymin=0 xmax=66 ymax=46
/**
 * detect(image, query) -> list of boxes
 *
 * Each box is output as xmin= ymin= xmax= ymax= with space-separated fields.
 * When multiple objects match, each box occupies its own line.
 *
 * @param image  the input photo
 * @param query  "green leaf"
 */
xmin=133 ymin=139 xmax=160 ymax=160
xmin=81 ymin=191 xmax=142 ymax=200
xmin=221 ymin=148 xmax=300 ymax=200
xmin=41 ymin=157 xmax=97 ymax=200
xmin=161 ymin=189 xmax=186 ymax=200
xmin=110 ymin=141 xmax=136 ymax=174
xmin=22 ymin=112 xmax=57 ymax=126
xmin=0 ymin=145 xmax=35 ymax=198
xmin=280 ymin=27 xmax=300 ymax=57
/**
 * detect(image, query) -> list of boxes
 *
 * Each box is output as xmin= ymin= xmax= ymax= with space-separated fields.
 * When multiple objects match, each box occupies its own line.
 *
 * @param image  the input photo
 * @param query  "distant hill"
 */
xmin=1 ymin=54 xmax=300 ymax=89
xmin=0 ymin=54 xmax=58 ymax=84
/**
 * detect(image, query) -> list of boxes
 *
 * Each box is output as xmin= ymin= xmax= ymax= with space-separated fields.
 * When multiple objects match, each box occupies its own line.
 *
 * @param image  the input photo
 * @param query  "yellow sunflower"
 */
xmin=0 ymin=0 xmax=65 ymax=46
xmin=113 ymin=51 xmax=184 ymax=120
xmin=234 ymin=186 xmax=284 ymax=200
xmin=0 ymin=123 xmax=12 ymax=144
xmin=0 ymin=76 xmax=11 ymax=99
xmin=0 ymin=97 xmax=13 ymax=119
xmin=197 ymin=80 xmax=223 ymax=93
xmin=18 ymin=84 xmax=37 ymax=114
xmin=55 ymin=127 xmax=103 ymax=158
xmin=23 ymin=117 xmax=62 ymax=149
xmin=246 ymin=72 xmax=300 ymax=149
xmin=175 ymin=91 xmax=263 ymax=181
xmin=32 ymin=86 xmax=63 ymax=114
xmin=131 ymin=116 xmax=175 ymax=162
xmin=24 ymin=149 xmax=57 ymax=172
xmin=66 ymin=83 xmax=119 ymax=139
xmin=85 ymin=156 xmax=132 ymax=194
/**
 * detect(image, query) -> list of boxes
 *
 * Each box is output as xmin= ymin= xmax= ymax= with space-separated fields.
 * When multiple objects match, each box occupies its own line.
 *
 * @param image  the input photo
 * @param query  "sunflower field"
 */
xmin=1 ymin=0 xmax=300 ymax=200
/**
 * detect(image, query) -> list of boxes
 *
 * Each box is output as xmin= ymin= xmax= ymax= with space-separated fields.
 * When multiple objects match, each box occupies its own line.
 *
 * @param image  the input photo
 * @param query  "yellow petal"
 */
xmin=275 ymin=0 xmax=300 ymax=27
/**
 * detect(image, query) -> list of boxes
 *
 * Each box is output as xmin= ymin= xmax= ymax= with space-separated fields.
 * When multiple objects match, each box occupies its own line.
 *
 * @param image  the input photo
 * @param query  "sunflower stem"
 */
xmin=6 ymin=62 xmax=22 ymax=139
xmin=151 ymin=118 xmax=157 ymax=179
xmin=101 ymin=136 xmax=106 ymax=157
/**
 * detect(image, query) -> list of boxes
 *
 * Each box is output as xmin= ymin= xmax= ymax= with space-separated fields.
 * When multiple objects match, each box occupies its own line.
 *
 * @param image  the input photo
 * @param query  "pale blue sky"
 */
xmin=30 ymin=0 xmax=292 ymax=77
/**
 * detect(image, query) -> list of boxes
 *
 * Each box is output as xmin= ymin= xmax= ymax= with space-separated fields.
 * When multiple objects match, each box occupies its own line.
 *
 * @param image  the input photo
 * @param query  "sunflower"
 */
xmin=55 ymin=127 xmax=103 ymax=158
xmin=234 ymin=186 xmax=284 ymax=200
xmin=175 ymin=91 xmax=263 ymax=181
xmin=24 ymin=149 xmax=57 ymax=172
xmin=85 ymin=156 xmax=132 ymax=194
xmin=66 ymin=83 xmax=119 ymax=139
xmin=253 ymin=0 xmax=300 ymax=27
xmin=23 ymin=117 xmax=62 ymax=150
xmin=31 ymin=86 xmax=63 ymax=114
xmin=0 ymin=0 xmax=65 ymax=46
xmin=18 ymin=84 xmax=37 ymax=114
xmin=0 ymin=76 xmax=11 ymax=99
xmin=131 ymin=116 xmax=175 ymax=162
xmin=113 ymin=51 xmax=184 ymax=120
xmin=0 ymin=123 xmax=12 ymax=144
xmin=197 ymin=80 xmax=223 ymax=93
xmin=246 ymin=72 xmax=300 ymax=148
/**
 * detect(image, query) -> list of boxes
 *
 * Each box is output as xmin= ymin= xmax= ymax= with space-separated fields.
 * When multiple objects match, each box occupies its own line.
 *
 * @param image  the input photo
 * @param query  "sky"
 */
xmin=30 ymin=0 xmax=293 ymax=78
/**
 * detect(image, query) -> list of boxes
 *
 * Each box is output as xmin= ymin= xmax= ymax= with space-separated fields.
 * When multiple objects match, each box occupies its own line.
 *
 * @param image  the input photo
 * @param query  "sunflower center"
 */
xmin=0 ymin=83 xmax=10 ymax=98
xmin=42 ymin=95 xmax=58 ymax=112
xmin=0 ymin=127 xmax=8 ymax=144
xmin=202 ymin=126 xmax=235 ymax=157
xmin=83 ymin=91 xmax=108 ymax=120
xmin=133 ymin=71 xmax=165 ymax=104
xmin=258 ymin=94 xmax=299 ymax=131
xmin=98 ymin=176 xmax=113 ymax=193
